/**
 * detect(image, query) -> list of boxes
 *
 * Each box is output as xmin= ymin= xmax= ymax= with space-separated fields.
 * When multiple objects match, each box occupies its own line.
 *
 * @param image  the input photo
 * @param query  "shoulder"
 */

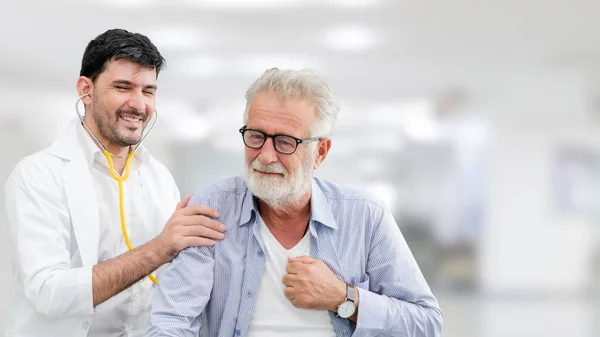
xmin=145 ymin=153 xmax=174 ymax=176
xmin=4 ymin=148 xmax=66 ymax=194
xmin=314 ymin=177 xmax=387 ymax=213
xmin=144 ymin=154 xmax=179 ymax=186
xmin=191 ymin=176 xmax=248 ymax=202
xmin=8 ymin=148 xmax=65 ymax=180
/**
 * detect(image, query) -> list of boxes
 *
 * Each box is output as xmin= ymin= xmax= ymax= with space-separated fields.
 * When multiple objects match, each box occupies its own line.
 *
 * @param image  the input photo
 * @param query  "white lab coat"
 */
xmin=4 ymin=118 xmax=180 ymax=337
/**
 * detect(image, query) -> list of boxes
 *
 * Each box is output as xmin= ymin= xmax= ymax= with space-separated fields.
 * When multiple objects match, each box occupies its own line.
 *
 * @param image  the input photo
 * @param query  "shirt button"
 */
xmin=257 ymin=249 xmax=264 ymax=256
xmin=235 ymin=329 xmax=241 ymax=335
xmin=247 ymin=290 xmax=253 ymax=297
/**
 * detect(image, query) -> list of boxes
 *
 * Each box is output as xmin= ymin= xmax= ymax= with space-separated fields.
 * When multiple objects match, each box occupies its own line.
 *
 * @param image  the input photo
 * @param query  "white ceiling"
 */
xmin=1 ymin=0 xmax=600 ymax=142
xmin=2 ymin=0 xmax=600 ymax=94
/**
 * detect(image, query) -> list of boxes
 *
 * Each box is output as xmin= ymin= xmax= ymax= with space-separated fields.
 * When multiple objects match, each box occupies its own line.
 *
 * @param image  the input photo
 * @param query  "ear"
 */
xmin=76 ymin=76 xmax=94 ymax=106
xmin=313 ymin=138 xmax=331 ymax=170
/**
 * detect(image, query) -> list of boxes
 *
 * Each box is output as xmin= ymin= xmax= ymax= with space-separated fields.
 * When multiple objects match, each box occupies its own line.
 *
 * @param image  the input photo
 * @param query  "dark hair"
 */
xmin=80 ymin=28 xmax=166 ymax=82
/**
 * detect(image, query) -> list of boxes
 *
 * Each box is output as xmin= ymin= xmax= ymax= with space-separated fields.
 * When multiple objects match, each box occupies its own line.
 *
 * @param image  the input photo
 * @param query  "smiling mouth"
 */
xmin=255 ymin=169 xmax=284 ymax=176
xmin=119 ymin=115 xmax=145 ymax=129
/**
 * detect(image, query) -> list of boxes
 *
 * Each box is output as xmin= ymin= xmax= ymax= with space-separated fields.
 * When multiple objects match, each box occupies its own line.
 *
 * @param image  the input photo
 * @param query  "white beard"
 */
xmin=245 ymin=152 xmax=314 ymax=209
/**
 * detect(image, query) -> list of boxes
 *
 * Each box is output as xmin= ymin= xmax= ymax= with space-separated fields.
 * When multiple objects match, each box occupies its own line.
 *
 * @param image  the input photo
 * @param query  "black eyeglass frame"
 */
xmin=239 ymin=125 xmax=322 ymax=155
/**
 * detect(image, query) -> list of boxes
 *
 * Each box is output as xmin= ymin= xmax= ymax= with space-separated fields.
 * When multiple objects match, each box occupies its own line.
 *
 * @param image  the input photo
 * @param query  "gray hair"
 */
xmin=243 ymin=68 xmax=340 ymax=137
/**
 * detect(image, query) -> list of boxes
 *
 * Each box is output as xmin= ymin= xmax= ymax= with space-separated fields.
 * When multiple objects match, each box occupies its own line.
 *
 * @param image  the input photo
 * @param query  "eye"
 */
xmin=277 ymin=138 xmax=294 ymax=147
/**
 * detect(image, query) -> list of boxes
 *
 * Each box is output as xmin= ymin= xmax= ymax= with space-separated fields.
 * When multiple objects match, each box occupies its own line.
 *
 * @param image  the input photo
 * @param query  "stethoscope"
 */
xmin=76 ymin=93 xmax=159 ymax=284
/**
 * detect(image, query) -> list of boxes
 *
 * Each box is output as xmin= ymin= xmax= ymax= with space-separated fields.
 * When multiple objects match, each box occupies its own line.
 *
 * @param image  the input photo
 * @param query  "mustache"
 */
xmin=117 ymin=109 xmax=147 ymax=121
xmin=251 ymin=159 xmax=287 ymax=175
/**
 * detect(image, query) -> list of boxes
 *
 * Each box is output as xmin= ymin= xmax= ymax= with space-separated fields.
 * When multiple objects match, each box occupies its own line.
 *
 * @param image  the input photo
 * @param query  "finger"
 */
xmin=282 ymin=274 xmax=298 ymax=286
xmin=283 ymin=286 xmax=295 ymax=299
xmin=180 ymin=204 xmax=220 ymax=218
xmin=290 ymin=298 xmax=303 ymax=308
xmin=176 ymin=194 xmax=192 ymax=210
xmin=184 ymin=237 xmax=216 ymax=248
xmin=288 ymin=255 xmax=316 ymax=264
xmin=183 ymin=225 xmax=225 ymax=240
xmin=182 ymin=216 xmax=226 ymax=232
xmin=285 ymin=261 xmax=303 ymax=275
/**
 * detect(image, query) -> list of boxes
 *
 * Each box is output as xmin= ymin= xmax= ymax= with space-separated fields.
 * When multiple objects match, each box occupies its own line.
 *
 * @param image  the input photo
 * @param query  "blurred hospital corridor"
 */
xmin=1 ymin=0 xmax=600 ymax=336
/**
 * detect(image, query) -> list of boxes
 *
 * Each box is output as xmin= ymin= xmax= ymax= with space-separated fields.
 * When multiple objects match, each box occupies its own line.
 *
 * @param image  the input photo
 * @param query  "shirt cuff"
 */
xmin=80 ymin=265 xmax=95 ymax=315
xmin=353 ymin=287 xmax=387 ymax=335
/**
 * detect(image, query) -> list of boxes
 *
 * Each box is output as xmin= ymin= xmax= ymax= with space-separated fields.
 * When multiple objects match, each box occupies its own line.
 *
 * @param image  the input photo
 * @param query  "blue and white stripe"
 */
xmin=147 ymin=176 xmax=443 ymax=337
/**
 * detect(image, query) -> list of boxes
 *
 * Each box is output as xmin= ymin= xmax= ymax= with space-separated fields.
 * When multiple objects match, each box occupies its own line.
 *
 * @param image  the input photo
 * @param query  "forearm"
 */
xmin=354 ymin=289 xmax=443 ymax=337
xmin=92 ymin=239 xmax=165 ymax=307
xmin=355 ymin=204 xmax=443 ymax=336
xmin=147 ymin=246 xmax=215 ymax=336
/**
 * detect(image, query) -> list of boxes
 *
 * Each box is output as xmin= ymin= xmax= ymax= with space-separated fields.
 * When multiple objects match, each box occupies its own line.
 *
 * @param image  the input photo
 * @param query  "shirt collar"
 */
xmin=76 ymin=122 xmax=150 ymax=169
xmin=239 ymin=178 xmax=338 ymax=230
xmin=309 ymin=179 xmax=338 ymax=230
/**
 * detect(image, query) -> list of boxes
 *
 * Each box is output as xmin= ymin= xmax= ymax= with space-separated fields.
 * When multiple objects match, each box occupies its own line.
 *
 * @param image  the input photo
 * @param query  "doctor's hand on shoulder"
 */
xmin=151 ymin=194 xmax=226 ymax=262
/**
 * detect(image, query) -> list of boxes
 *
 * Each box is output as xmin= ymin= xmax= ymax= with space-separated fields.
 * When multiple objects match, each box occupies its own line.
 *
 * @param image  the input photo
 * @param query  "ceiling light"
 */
xmin=179 ymin=0 xmax=302 ymax=8
xmin=147 ymin=26 xmax=205 ymax=51
xmin=323 ymin=25 xmax=381 ymax=51
xmin=176 ymin=55 xmax=225 ymax=78
xmin=101 ymin=0 xmax=158 ymax=8
xmin=233 ymin=54 xmax=322 ymax=76
xmin=325 ymin=0 xmax=383 ymax=8
xmin=179 ymin=0 xmax=383 ymax=8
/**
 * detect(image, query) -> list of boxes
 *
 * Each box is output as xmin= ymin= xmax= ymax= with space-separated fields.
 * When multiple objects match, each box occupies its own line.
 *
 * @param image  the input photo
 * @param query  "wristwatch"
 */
xmin=336 ymin=283 xmax=357 ymax=319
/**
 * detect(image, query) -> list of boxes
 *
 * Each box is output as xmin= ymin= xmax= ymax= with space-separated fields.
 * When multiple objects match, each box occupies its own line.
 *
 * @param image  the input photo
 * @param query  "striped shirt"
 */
xmin=147 ymin=176 xmax=443 ymax=337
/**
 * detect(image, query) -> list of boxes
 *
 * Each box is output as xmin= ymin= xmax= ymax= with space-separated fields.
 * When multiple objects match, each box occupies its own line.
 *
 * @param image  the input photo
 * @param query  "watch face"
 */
xmin=337 ymin=301 xmax=356 ymax=318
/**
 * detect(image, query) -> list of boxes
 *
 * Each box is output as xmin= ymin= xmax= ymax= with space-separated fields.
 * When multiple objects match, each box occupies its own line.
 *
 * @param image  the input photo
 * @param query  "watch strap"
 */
xmin=346 ymin=283 xmax=356 ymax=302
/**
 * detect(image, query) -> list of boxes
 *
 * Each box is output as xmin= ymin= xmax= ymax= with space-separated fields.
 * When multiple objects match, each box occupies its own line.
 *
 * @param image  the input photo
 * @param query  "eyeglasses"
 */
xmin=239 ymin=126 xmax=321 ymax=155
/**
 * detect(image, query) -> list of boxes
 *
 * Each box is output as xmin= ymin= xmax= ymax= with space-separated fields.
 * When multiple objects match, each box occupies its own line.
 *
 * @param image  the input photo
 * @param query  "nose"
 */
xmin=258 ymin=138 xmax=278 ymax=166
xmin=127 ymin=90 xmax=146 ymax=113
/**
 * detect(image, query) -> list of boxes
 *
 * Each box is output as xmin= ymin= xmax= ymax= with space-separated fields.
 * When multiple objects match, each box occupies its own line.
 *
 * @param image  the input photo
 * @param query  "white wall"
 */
xmin=479 ymin=69 xmax=596 ymax=294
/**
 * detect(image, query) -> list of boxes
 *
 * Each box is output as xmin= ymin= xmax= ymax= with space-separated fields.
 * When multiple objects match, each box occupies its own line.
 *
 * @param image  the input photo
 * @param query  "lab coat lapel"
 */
xmin=49 ymin=118 xmax=100 ymax=266
xmin=64 ymin=160 xmax=99 ymax=266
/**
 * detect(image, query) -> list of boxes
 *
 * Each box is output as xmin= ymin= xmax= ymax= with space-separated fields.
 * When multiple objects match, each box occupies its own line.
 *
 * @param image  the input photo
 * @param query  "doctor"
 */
xmin=3 ymin=29 xmax=226 ymax=337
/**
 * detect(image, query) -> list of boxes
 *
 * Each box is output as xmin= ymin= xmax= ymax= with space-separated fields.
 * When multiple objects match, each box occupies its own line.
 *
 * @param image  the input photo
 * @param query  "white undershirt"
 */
xmin=246 ymin=214 xmax=336 ymax=337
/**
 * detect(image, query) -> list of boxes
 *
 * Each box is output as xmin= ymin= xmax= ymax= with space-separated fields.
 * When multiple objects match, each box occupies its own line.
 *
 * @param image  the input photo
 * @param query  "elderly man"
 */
xmin=147 ymin=68 xmax=443 ymax=337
